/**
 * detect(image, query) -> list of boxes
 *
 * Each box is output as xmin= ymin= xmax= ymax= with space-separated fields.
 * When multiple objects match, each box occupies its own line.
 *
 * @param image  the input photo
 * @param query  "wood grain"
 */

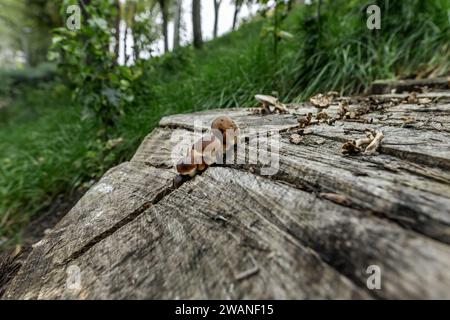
xmin=4 ymin=85 xmax=450 ymax=299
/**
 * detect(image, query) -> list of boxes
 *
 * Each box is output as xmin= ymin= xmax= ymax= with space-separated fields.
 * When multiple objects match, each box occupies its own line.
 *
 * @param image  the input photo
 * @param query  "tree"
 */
xmin=114 ymin=0 xmax=121 ymax=64
xmin=213 ymin=0 xmax=222 ymax=39
xmin=123 ymin=0 xmax=160 ymax=62
xmin=158 ymin=0 xmax=169 ymax=53
xmin=232 ymin=0 xmax=243 ymax=31
xmin=173 ymin=0 xmax=182 ymax=49
xmin=0 ymin=0 xmax=62 ymax=66
xmin=192 ymin=0 xmax=202 ymax=49
xmin=52 ymin=0 xmax=138 ymax=133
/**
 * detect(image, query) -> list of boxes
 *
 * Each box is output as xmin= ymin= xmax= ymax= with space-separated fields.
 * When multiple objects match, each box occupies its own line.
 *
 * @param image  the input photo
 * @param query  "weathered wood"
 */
xmin=309 ymin=123 xmax=450 ymax=171
xmin=160 ymin=108 xmax=299 ymax=133
xmin=131 ymin=127 xmax=199 ymax=168
xmin=4 ymin=168 xmax=372 ymax=299
xmin=369 ymin=77 xmax=450 ymax=94
xmin=3 ymin=162 xmax=175 ymax=299
xmin=138 ymin=116 xmax=450 ymax=244
xmin=4 ymin=85 xmax=450 ymax=300
xmin=367 ymin=104 xmax=450 ymax=132
xmin=147 ymin=102 xmax=450 ymax=242
xmin=5 ymin=167 xmax=450 ymax=299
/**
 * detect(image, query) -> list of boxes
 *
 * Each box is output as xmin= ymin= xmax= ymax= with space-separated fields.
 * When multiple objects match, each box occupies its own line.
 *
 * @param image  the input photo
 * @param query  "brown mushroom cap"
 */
xmin=191 ymin=135 xmax=222 ymax=165
xmin=255 ymin=94 xmax=288 ymax=113
xmin=176 ymin=155 xmax=197 ymax=177
xmin=191 ymin=135 xmax=218 ymax=152
xmin=211 ymin=116 xmax=239 ymax=146
xmin=255 ymin=94 xmax=278 ymax=105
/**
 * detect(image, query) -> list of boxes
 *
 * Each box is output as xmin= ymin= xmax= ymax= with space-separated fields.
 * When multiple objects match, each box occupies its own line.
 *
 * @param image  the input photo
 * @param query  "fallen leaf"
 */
xmin=309 ymin=93 xmax=332 ymax=109
xmin=315 ymin=138 xmax=326 ymax=145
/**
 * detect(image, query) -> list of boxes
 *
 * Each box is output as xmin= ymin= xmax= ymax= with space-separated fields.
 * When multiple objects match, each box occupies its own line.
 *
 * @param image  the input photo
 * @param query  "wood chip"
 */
xmin=289 ymin=134 xmax=304 ymax=145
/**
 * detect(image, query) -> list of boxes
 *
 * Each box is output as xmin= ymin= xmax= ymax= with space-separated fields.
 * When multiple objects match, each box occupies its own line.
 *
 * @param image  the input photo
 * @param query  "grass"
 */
xmin=1 ymin=0 xmax=449 ymax=249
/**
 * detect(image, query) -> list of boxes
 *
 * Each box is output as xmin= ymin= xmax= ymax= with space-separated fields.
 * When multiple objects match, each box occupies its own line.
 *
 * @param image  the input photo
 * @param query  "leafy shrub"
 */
xmin=50 ymin=1 xmax=140 ymax=133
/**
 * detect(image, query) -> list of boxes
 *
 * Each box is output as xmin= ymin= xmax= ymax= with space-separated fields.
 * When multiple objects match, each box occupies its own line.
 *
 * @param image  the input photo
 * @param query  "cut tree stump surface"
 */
xmin=3 ymin=80 xmax=450 ymax=299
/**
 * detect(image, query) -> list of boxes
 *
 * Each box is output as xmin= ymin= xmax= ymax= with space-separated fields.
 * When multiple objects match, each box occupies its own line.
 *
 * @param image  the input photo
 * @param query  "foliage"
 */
xmin=0 ymin=87 xmax=132 ymax=247
xmin=0 ymin=0 xmax=61 ymax=67
xmin=50 ymin=0 xmax=140 ymax=132
xmin=0 ymin=63 xmax=56 ymax=97
xmin=281 ymin=0 xmax=450 ymax=100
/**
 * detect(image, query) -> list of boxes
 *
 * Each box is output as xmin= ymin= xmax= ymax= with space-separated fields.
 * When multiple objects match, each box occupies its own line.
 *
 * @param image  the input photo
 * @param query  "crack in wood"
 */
xmin=58 ymin=184 xmax=176 ymax=267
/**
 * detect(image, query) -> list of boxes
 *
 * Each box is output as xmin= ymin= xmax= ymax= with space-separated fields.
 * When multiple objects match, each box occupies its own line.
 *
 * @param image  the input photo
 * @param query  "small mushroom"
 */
xmin=298 ymin=112 xmax=313 ymax=128
xmin=211 ymin=116 xmax=239 ymax=152
xmin=326 ymin=91 xmax=340 ymax=98
xmin=255 ymin=94 xmax=289 ymax=114
xmin=341 ymin=140 xmax=361 ymax=155
xmin=364 ymin=130 xmax=384 ymax=155
xmin=338 ymin=100 xmax=349 ymax=118
xmin=191 ymin=134 xmax=222 ymax=165
xmin=316 ymin=111 xmax=329 ymax=121
xmin=174 ymin=116 xmax=239 ymax=186
xmin=176 ymin=154 xmax=198 ymax=177
xmin=355 ymin=129 xmax=375 ymax=147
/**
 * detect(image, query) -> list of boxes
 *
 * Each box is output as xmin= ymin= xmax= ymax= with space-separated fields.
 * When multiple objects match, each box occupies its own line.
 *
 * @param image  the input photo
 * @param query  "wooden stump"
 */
xmin=3 ymin=82 xmax=450 ymax=299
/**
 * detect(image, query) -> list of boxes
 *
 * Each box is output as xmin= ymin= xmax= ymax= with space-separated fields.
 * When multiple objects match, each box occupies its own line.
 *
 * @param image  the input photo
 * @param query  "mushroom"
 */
xmin=364 ymin=130 xmax=384 ymax=155
xmin=338 ymin=100 xmax=349 ymax=118
xmin=355 ymin=129 xmax=375 ymax=148
xmin=297 ymin=112 xmax=313 ymax=128
xmin=176 ymin=154 xmax=197 ymax=177
xmin=174 ymin=115 xmax=239 ymax=188
xmin=341 ymin=140 xmax=361 ymax=155
xmin=191 ymin=134 xmax=222 ymax=168
xmin=211 ymin=116 xmax=239 ymax=153
xmin=255 ymin=94 xmax=289 ymax=114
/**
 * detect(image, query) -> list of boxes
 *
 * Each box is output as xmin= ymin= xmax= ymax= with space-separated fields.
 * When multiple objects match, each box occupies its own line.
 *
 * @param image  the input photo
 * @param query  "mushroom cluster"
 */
xmin=174 ymin=116 xmax=239 ymax=187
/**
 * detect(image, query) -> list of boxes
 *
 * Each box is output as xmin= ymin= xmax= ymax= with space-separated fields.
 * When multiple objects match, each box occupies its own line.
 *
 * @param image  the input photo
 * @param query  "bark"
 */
xmin=114 ymin=0 xmax=121 ymax=64
xmin=173 ymin=0 xmax=183 ymax=49
xmin=232 ymin=3 xmax=241 ymax=31
xmin=78 ymin=0 xmax=91 ymax=20
xmin=192 ymin=0 xmax=203 ymax=49
xmin=129 ymin=2 xmax=137 ymax=62
xmin=213 ymin=0 xmax=222 ymax=39
xmin=158 ymin=0 xmax=169 ymax=53
xmin=124 ymin=24 xmax=128 ymax=65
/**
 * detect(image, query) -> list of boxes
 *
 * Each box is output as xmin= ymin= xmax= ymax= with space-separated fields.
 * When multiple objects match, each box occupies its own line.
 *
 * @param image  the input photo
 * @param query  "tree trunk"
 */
xmin=192 ymin=0 xmax=203 ymax=49
xmin=213 ymin=0 xmax=221 ymax=39
xmin=129 ymin=2 xmax=137 ymax=62
xmin=159 ymin=0 xmax=169 ymax=53
xmin=78 ymin=0 xmax=92 ymax=64
xmin=173 ymin=0 xmax=183 ymax=50
xmin=232 ymin=3 xmax=241 ymax=31
xmin=114 ymin=0 xmax=121 ymax=64
xmin=78 ymin=0 xmax=91 ymax=20
xmin=124 ymin=24 xmax=128 ymax=65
